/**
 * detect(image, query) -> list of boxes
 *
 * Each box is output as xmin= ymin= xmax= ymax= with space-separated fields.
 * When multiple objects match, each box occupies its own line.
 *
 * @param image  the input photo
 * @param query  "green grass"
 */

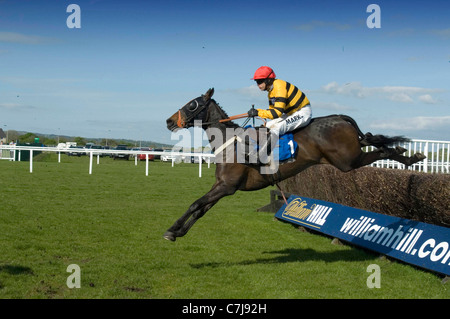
xmin=0 ymin=154 xmax=448 ymax=299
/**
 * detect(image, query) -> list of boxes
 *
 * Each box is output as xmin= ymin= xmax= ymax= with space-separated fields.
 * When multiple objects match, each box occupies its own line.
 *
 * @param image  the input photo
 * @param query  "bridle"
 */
xmin=175 ymin=96 xmax=258 ymax=128
xmin=176 ymin=96 xmax=211 ymax=128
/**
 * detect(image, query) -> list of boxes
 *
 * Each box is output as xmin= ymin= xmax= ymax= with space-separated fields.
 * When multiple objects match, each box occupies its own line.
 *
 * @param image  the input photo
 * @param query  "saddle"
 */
xmin=236 ymin=126 xmax=298 ymax=165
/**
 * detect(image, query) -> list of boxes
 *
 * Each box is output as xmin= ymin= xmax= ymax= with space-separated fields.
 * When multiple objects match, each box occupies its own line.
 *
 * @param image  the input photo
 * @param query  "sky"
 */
xmin=0 ymin=0 xmax=449 ymax=146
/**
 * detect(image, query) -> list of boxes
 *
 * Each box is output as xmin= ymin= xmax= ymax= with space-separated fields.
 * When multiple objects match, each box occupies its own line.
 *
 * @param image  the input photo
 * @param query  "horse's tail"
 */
xmin=361 ymin=133 xmax=410 ymax=148
xmin=338 ymin=115 xmax=410 ymax=148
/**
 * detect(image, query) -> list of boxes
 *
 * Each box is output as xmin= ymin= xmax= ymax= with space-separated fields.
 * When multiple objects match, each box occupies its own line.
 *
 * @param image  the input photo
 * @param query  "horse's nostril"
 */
xmin=166 ymin=119 xmax=174 ymax=127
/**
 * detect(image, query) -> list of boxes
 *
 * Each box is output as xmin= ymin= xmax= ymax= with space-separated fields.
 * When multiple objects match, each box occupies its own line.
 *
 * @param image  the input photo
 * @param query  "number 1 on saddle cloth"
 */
xmin=240 ymin=125 xmax=298 ymax=164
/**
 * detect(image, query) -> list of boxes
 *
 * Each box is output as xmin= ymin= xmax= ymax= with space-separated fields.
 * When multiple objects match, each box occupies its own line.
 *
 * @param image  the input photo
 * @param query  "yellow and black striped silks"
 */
xmin=257 ymin=79 xmax=310 ymax=120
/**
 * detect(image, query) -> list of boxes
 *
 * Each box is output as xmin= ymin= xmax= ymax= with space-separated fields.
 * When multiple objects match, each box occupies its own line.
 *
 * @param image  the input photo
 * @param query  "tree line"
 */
xmin=7 ymin=130 xmax=169 ymax=148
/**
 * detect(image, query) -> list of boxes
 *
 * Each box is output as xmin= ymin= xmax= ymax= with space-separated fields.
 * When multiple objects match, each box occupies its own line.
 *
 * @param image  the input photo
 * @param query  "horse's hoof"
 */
xmin=414 ymin=153 xmax=426 ymax=161
xmin=163 ymin=232 xmax=176 ymax=242
xmin=395 ymin=146 xmax=407 ymax=155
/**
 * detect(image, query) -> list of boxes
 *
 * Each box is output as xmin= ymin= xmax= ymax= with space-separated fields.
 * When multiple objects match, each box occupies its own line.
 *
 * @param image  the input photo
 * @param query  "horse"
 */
xmin=163 ymin=88 xmax=425 ymax=241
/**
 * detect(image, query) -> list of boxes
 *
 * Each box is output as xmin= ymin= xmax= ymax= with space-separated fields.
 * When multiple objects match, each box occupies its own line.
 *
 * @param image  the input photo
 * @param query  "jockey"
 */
xmin=247 ymin=66 xmax=312 ymax=163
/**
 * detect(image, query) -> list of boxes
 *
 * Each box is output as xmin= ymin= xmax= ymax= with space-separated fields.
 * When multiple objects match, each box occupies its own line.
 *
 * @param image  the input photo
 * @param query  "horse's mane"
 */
xmin=208 ymin=99 xmax=240 ymax=128
xmin=210 ymin=99 xmax=230 ymax=118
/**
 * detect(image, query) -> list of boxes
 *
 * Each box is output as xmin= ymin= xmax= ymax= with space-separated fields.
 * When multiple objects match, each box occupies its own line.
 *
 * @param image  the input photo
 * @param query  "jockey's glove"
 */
xmin=247 ymin=108 xmax=259 ymax=117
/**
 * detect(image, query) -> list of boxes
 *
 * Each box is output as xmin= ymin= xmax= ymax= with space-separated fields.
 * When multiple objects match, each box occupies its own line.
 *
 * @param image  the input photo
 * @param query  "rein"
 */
xmin=176 ymin=99 xmax=264 ymax=128
xmin=176 ymin=109 xmax=249 ymax=128
xmin=219 ymin=113 xmax=248 ymax=123
xmin=204 ymin=113 xmax=262 ymax=126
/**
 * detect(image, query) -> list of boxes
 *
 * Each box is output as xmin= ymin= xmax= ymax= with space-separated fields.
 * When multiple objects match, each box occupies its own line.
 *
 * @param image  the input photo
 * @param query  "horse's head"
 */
xmin=166 ymin=88 xmax=215 ymax=131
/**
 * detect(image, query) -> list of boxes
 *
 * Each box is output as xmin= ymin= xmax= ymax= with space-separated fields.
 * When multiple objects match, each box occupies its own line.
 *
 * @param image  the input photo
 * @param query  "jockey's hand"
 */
xmin=247 ymin=108 xmax=258 ymax=117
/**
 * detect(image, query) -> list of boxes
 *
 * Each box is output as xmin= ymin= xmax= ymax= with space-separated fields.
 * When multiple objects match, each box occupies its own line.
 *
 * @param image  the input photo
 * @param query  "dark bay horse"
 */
xmin=164 ymin=88 xmax=425 ymax=241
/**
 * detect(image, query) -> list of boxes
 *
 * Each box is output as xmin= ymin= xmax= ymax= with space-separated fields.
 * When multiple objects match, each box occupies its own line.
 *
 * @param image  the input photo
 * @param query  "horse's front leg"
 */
xmin=163 ymin=182 xmax=236 ymax=241
xmin=163 ymin=198 xmax=212 ymax=241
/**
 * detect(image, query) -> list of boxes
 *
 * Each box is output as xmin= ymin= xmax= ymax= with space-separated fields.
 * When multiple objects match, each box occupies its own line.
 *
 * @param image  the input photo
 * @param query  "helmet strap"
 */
xmin=265 ymin=78 xmax=274 ymax=91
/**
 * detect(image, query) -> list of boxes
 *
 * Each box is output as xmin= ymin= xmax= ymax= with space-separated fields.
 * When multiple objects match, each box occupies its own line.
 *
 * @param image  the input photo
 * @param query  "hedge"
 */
xmin=279 ymin=165 xmax=450 ymax=228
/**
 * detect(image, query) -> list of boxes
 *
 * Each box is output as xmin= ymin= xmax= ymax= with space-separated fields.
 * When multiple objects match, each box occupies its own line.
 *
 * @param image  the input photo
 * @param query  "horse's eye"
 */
xmin=187 ymin=100 xmax=198 ymax=112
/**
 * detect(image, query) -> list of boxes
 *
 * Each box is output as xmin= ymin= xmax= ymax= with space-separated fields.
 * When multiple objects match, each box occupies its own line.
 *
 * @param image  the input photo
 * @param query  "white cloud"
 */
xmin=313 ymin=101 xmax=354 ymax=111
xmin=389 ymin=93 xmax=414 ymax=103
xmin=0 ymin=31 xmax=55 ymax=44
xmin=221 ymin=85 xmax=265 ymax=101
xmin=232 ymin=85 xmax=262 ymax=98
xmin=384 ymin=27 xmax=450 ymax=40
xmin=418 ymin=94 xmax=438 ymax=104
xmin=321 ymin=81 xmax=445 ymax=104
xmin=371 ymin=116 xmax=450 ymax=131
xmin=430 ymin=28 xmax=450 ymax=39
xmin=321 ymin=82 xmax=362 ymax=101
xmin=294 ymin=20 xmax=351 ymax=31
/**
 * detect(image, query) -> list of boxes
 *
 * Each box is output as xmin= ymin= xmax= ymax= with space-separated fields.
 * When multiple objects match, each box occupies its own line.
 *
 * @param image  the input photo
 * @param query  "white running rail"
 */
xmin=0 ymin=145 xmax=214 ymax=177
xmin=1 ymin=138 xmax=449 ymax=174
xmin=365 ymin=139 xmax=450 ymax=174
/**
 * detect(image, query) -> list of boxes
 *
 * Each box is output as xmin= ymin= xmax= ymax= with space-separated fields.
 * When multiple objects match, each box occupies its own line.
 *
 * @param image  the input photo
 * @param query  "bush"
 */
xmin=279 ymin=165 xmax=450 ymax=227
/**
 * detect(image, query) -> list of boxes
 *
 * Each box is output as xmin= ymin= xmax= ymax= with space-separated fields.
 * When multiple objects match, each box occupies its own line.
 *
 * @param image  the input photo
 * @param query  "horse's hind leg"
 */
xmin=351 ymin=146 xmax=425 ymax=169
xmin=387 ymin=151 xmax=426 ymax=166
xmin=163 ymin=181 xmax=236 ymax=241
xmin=350 ymin=149 xmax=385 ymax=169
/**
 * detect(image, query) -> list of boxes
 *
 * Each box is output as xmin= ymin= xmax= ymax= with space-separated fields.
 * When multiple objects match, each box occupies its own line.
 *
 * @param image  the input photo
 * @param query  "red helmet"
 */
xmin=251 ymin=66 xmax=276 ymax=80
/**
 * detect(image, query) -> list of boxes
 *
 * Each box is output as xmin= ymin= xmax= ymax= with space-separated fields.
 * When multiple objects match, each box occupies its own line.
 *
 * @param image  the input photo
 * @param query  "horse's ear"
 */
xmin=204 ymin=88 xmax=214 ymax=101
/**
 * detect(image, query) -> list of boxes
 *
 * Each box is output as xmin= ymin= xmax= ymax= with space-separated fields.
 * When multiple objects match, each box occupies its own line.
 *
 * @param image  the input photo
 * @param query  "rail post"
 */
xmin=30 ymin=149 xmax=33 ymax=173
xmin=198 ymin=154 xmax=202 ymax=178
xmin=89 ymin=151 xmax=93 ymax=175
xmin=423 ymin=141 xmax=429 ymax=173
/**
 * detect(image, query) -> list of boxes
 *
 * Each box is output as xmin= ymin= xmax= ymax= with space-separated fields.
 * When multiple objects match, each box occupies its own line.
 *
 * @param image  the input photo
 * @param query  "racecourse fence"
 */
xmin=1 ymin=138 xmax=449 ymax=175
xmin=365 ymin=139 xmax=449 ymax=173
xmin=0 ymin=145 xmax=214 ymax=177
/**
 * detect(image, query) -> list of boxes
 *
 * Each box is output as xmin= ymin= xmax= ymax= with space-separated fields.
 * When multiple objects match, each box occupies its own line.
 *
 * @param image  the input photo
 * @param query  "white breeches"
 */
xmin=265 ymin=104 xmax=312 ymax=136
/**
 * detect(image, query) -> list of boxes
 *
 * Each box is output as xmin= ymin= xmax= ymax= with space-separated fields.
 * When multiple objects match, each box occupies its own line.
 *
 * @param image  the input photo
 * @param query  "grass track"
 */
xmin=0 ymin=155 xmax=448 ymax=298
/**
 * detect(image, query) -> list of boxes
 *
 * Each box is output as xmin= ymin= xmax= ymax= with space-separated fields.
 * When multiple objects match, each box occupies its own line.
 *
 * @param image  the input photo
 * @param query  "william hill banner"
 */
xmin=275 ymin=195 xmax=450 ymax=276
